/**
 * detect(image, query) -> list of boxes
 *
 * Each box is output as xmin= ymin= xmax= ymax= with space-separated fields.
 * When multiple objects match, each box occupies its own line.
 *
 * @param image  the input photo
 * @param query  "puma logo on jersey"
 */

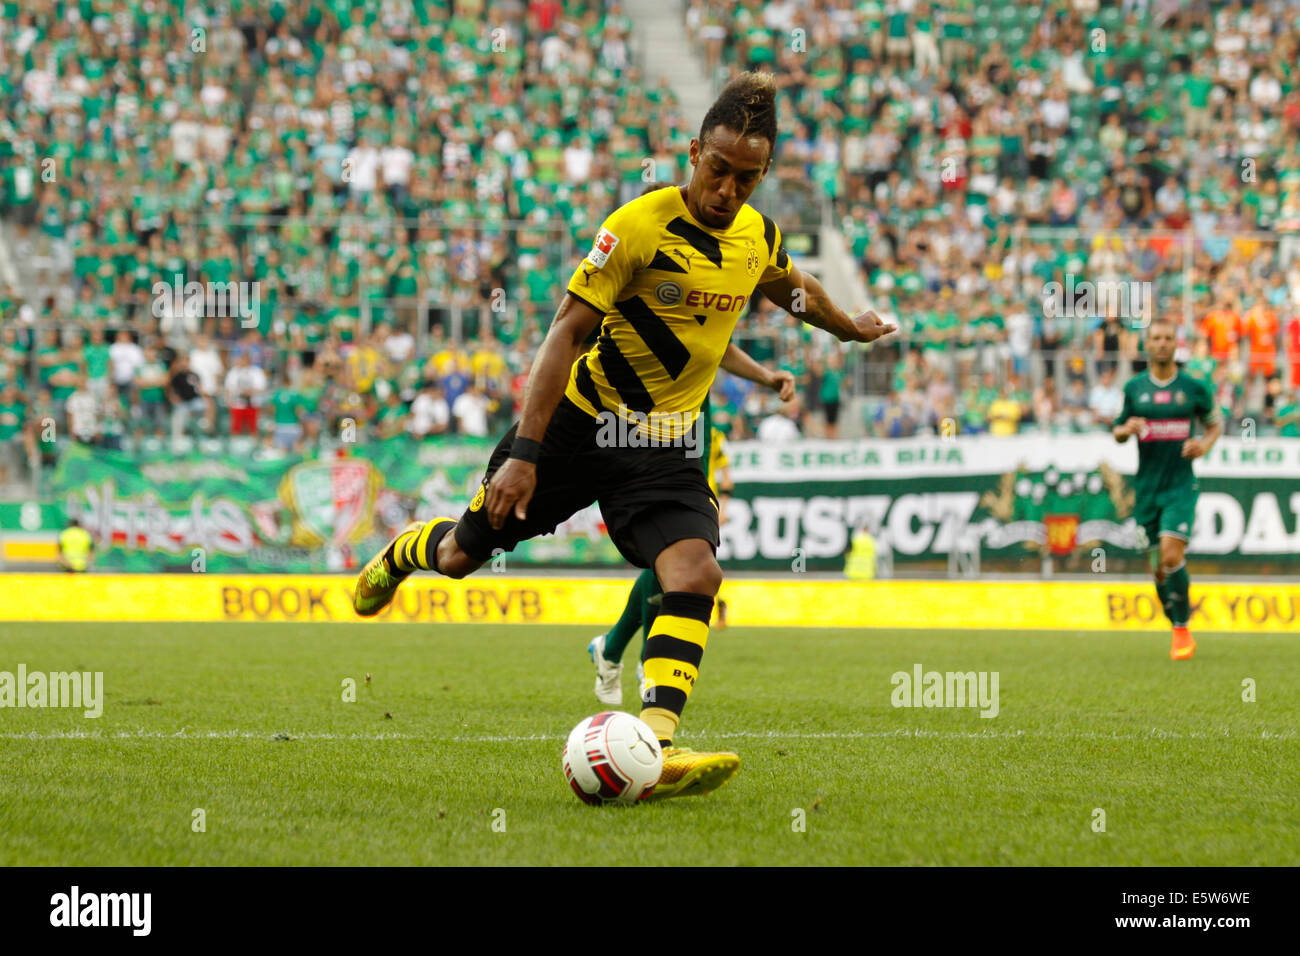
xmin=672 ymin=249 xmax=698 ymax=271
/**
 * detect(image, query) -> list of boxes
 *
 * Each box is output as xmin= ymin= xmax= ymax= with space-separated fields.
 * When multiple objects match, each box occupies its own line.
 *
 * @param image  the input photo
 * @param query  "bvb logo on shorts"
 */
xmin=655 ymin=281 xmax=683 ymax=305
xmin=746 ymin=242 xmax=760 ymax=276
xmin=469 ymin=483 xmax=487 ymax=512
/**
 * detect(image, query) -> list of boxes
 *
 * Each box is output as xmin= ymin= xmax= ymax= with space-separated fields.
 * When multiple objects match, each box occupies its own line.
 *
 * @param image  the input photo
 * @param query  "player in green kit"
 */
xmin=1112 ymin=318 xmax=1223 ymax=660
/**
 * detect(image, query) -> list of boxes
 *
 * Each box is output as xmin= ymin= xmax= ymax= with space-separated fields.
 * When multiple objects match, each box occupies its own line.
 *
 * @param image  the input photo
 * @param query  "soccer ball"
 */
xmin=562 ymin=711 xmax=663 ymax=805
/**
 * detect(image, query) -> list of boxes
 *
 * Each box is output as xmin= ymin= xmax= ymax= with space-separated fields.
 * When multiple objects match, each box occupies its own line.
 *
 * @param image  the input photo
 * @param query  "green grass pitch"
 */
xmin=1 ymin=622 xmax=1296 ymax=866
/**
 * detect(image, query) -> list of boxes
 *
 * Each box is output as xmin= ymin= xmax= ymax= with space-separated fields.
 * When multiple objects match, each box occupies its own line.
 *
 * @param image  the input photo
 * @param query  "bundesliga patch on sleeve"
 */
xmin=587 ymin=227 xmax=620 ymax=269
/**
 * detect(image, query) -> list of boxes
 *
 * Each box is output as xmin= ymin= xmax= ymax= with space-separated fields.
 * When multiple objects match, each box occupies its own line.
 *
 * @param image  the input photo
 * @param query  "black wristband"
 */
xmin=509 ymin=436 xmax=542 ymax=464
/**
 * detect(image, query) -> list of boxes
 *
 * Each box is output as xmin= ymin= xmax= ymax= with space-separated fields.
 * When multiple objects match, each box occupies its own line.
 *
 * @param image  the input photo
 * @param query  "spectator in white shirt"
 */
xmin=451 ymin=385 xmax=491 ymax=437
xmin=189 ymin=334 xmax=224 ymax=398
xmin=1088 ymin=367 xmax=1125 ymax=424
xmin=1249 ymin=68 xmax=1281 ymax=107
xmin=344 ymin=133 xmax=382 ymax=194
xmin=381 ymin=134 xmax=414 ymax=206
xmin=108 ymin=330 xmax=145 ymax=399
xmin=224 ymin=351 xmax=269 ymax=436
xmin=757 ymin=398 xmax=802 ymax=442
xmin=563 ymin=137 xmax=595 ymax=183
xmin=65 ymin=374 xmax=100 ymax=445
xmin=409 ymin=384 xmax=450 ymax=438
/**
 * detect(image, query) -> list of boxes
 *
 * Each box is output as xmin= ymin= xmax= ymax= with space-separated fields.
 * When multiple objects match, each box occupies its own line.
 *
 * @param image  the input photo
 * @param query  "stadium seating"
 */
xmin=2 ymin=0 xmax=1300 ymax=490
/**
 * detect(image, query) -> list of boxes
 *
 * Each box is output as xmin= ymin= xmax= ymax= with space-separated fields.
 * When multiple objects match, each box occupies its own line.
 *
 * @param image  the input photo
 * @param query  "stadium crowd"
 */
xmin=3 ymin=0 xmax=1300 ymax=485
xmin=685 ymin=0 xmax=1300 ymax=436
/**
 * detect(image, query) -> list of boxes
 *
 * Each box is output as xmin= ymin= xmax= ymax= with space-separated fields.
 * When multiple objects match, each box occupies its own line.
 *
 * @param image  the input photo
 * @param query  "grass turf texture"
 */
xmin=1 ymin=622 xmax=1296 ymax=866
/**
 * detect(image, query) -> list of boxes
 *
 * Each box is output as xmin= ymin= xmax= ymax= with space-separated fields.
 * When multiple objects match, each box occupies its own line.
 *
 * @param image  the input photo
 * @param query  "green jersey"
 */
xmin=0 ymin=399 xmax=23 ymax=441
xmin=1114 ymin=369 xmax=1220 ymax=497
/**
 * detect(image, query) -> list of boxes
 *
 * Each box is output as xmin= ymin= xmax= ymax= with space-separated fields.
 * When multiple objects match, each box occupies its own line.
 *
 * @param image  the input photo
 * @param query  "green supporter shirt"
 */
xmin=1113 ymin=370 xmax=1220 ymax=498
xmin=1184 ymin=75 xmax=1213 ymax=109
xmin=0 ymin=400 xmax=23 ymax=441
xmin=820 ymin=369 xmax=845 ymax=405
xmin=1276 ymin=402 xmax=1300 ymax=438
xmin=44 ymin=361 xmax=80 ymax=401
xmin=136 ymin=362 xmax=168 ymax=403
xmin=85 ymin=343 xmax=110 ymax=381
xmin=270 ymin=389 xmax=304 ymax=426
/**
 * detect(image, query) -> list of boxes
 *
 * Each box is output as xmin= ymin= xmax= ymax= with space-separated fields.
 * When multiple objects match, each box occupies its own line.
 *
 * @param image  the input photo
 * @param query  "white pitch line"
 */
xmin=0 ymin=728 xmax=1293 ymax=742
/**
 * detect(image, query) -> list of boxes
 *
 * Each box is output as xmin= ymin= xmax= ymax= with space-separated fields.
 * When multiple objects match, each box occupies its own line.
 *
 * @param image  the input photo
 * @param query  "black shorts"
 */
xmin=455 ymin=397 xmax=719 ymax=569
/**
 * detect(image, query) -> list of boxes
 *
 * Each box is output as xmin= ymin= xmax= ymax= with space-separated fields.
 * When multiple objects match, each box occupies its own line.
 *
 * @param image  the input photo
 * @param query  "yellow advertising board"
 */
xmin=0 ymin=575 xmax=1295 ymax=632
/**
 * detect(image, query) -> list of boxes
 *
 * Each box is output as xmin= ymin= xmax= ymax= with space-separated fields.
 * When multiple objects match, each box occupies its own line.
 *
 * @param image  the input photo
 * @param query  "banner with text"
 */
xmin=29 ymin=435 xmax=1300 ymax=572
xmin=720 ymin=435 xmax=1300 ymax=570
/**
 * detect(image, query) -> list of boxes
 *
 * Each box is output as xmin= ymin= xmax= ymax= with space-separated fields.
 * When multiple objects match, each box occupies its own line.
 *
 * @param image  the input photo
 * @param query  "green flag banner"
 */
xmin=48 ymin=438 xmax=623 ymax=572
xmin=22 ymin=435 xmax=1300 ymax=572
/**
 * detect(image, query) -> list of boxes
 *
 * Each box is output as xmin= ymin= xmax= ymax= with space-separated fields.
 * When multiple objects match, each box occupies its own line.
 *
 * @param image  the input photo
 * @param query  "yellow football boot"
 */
xmin=646 ymin=747 xmax=741 ymax=800
xmin=352 ymin=520 xmax=424 ymax=617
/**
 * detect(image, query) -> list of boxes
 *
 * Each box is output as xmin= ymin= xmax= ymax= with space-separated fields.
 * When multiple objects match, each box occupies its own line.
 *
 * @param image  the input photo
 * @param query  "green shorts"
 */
xmin=1133 ymin=484 xmax=1197 ymax=550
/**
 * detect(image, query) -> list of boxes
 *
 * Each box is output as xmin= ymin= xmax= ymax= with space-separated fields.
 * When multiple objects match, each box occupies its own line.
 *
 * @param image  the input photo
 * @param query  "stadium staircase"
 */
xmin=624 ymin=0 xmax=715 ymax=133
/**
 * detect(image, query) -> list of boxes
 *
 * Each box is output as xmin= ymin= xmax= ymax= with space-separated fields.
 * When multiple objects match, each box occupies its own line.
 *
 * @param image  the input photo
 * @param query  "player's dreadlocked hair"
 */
xmin=699 ymin=70 xmax=778 ymax=150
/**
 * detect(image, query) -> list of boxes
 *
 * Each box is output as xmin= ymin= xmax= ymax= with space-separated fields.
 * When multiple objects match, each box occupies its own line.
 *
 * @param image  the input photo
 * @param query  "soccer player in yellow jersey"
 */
xmin=706 ymin=424 xmax=734 ymax=629
xmin=354 ymin=72 xmax=895 ymax=799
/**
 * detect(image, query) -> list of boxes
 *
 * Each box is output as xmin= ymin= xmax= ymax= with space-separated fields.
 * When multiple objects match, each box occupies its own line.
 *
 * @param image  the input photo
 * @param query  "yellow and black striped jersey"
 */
xmin=564 ymin=186 xmax=792 ymax=439
xmin=708 ymin=427 xmax=730 ymax=496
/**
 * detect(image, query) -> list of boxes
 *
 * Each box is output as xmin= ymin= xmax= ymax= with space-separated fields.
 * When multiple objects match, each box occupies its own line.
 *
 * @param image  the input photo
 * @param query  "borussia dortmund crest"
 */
xmin=745 ymin=241 xmax=760 ymax=276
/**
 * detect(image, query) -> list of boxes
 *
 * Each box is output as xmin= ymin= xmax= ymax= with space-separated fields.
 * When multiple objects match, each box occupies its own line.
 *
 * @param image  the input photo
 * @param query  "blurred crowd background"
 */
xmin=3 ymin=0 xmax=1300 ymax=488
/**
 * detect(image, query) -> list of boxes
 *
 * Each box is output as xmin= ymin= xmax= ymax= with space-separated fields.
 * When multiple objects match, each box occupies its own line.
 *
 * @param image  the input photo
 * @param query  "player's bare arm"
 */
xmin=1182 ymin=419 xmax=1223 ymax=459
xmin=1113 ymin=417 xmax=1147 ymax=441
xmin=485 ymin=293 xmax=603 ymax=530
xmin=720 ymin=342 xmax=796 ymax=401
xmin=757 ymin=263 xmax=896 ymax=344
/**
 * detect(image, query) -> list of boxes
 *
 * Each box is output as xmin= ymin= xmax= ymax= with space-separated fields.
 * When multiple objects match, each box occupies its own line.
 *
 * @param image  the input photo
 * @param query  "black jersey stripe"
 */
xmin=615 ymin=296 xmax=691 ymax=380
xmin=760 ymin=214 xmax=776 ymax=258
xmin=776 ymin=244 xmax=788 ymax=270
xmin=665 ymin=217 xmax=723 ymax=268
xmin=596 ymin=334 xmax=655 ymax=412
xmin=573 ymin=354 xmax=606 ymax=414
xmin=647 ymin=249 xmax=688 ymax=274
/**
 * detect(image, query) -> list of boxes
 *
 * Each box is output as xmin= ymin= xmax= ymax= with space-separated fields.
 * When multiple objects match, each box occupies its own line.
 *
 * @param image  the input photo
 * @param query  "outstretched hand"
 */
xmin=485 ymin=458 xmax=536 ymax=530
xmin=849 ymin=309 xmax=897 ymax=344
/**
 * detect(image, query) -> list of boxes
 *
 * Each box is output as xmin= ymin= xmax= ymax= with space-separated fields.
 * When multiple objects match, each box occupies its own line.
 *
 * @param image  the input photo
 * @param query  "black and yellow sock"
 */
xmin=386 ymin=519 xmax=457 ymax=574
xmin=639 ymin=591 xmax=713 ymax=746
xmin=1163 ymin=561 xmax=1190 ymax=627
